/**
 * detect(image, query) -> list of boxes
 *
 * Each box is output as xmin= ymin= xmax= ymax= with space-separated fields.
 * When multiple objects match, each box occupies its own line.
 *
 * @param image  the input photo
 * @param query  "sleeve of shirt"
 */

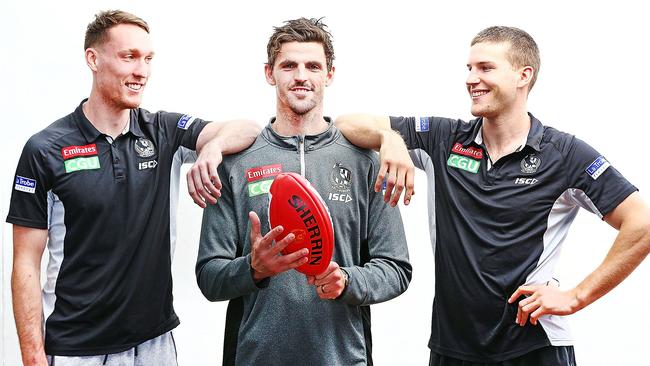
xmin=562 ymin=135 xmax=637 ymax=218
xmin=409 ymin=149 xmax=428 ymax=170
xmin=195 ymin=162 xmax=265 ymax=302
xmin=390 ymin=116 xmax=456 ymax=156
xmin=6 ymin=136 xmax=52 ymax=229
xmin=338 ymin=160 xmax=412 ymax=306
xmin=158 ymin=112 xmax=209 ymax=152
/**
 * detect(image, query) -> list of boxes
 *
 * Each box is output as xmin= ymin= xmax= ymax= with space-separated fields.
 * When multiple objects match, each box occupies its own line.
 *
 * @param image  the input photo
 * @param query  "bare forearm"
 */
xmin=335 ymin=114 xmax=392 ymax=149
xmin=196 ymin=119 xmax=261 ymax=154
xmin=12 ymin=263 xmax=46 ymax=365
xmin=572 ymin=221 xmax=649 ymax=311
xmin=12 ymin=225 xmax=48 ymax=365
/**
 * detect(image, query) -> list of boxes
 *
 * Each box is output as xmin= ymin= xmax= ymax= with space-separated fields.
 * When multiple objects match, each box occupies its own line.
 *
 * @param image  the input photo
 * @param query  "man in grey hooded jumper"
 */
xmin=196 ymin=18 xmax=412 ymax=366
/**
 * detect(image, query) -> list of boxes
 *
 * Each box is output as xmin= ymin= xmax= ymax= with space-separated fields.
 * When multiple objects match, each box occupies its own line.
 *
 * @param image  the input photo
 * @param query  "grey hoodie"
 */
xmin=196 ymin=118 xmax=411 ymax=366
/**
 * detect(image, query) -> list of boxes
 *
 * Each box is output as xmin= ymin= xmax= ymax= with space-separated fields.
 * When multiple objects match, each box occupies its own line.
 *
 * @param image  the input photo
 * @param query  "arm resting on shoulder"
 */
xmin=188 ymin=119 xmax=262 ymax=208
xmin=335 ymin=114 xmax=392 ymax=149
xmin=336 ymin=114 xmax=415 ymax=206
xmin=195 ymin=119 xmax=261 ymax=155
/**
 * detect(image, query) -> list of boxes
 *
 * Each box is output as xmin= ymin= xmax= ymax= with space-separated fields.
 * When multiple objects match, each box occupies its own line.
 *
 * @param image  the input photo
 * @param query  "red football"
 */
xmin=268 ymin=172 xmax=334 ymax=275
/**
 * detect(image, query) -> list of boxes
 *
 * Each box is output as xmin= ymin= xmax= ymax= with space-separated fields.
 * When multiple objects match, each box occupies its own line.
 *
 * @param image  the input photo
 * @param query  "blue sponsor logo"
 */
xmin=14 ymin=175 xmax=37 ymax=193
xmin=415 ymin=117 xmax=429 ymax=132
xmin=585 ymin=156 xmax=610 ymax=180
xmin=177 ymin=114 xmax=195 ymax=130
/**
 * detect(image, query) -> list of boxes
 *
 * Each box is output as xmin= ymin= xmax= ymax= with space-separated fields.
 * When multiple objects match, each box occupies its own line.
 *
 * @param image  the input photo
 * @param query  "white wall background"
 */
xmin=1 ymin=1 xmax=648 ymax=365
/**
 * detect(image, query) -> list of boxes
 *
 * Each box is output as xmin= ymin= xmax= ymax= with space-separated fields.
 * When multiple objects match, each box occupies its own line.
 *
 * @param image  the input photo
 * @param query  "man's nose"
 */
xmin=466 ymin=70 xmax=479 ymax=86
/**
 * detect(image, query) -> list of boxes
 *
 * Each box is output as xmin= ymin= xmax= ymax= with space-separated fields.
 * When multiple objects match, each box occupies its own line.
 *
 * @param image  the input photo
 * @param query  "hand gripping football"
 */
xmin=268 ymin=172 xmax=334 ymax=275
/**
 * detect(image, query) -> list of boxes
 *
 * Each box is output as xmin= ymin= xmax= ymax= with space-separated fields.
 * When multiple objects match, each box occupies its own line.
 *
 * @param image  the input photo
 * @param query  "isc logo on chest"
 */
xmin=138 ymin=160 xmax=158 ymax=170
xmin=328 ymin=193 xmax=352 ymax=203
xmin=514 ymin=177 xmax=538 ymax=185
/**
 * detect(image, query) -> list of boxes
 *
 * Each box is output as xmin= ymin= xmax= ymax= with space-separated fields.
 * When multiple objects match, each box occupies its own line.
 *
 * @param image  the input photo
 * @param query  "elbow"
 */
xmin=334 ymin=115 xmax=349 ymax=130
xmin=399 ymin=261 xmax=413 ymax=294
xmin=387 ymin=259 xmax=413 ymax=298
xmin=626 ymin=215 xmax=650 ymax=259
xmin=638 ymin=225 xmax=650 ymax=258
xmin=240 ymin=120 xmax=262 ymax=139
xmin=195 ymin=264 xmax=221 ymax=302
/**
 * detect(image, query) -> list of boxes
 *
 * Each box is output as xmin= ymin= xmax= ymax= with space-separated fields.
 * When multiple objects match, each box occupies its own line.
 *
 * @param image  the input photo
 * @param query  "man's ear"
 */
xmin=264 ymin=63 xmax=275 ymax=86
xmin=86 ymin=48 xmax=99 ymax=72
xmin=325 ymin=65 xmax=335 ymax=87
xmin=518 ymin=65 xmax=534 ymax=89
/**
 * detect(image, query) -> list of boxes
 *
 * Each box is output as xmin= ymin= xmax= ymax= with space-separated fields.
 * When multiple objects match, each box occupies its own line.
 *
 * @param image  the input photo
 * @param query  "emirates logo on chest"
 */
xmin=451 ymin=143 xmax=483 ymax=160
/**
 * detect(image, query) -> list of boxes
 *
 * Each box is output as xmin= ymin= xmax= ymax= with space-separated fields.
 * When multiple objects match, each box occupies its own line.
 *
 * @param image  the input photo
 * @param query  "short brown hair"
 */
xmin=471 ymin=26 xmax=540 ymax=91
xmin=267 ymin=17 xmax=335 ymax=71
xmin=84 ymin=10 xmax=149 ymax=50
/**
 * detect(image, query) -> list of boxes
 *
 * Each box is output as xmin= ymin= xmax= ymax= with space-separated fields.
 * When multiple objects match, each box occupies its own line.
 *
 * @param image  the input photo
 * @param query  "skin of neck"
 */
xmin=481 ymin=97 xmax=531 ymax=154
xmin=271 ymin=100 xmax=329 ymax=137
xmin=83 ymin=84 xmax=131 ymax=139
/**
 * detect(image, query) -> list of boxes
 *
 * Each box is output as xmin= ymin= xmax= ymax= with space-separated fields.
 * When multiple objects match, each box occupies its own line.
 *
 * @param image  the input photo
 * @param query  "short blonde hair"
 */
xmin=84 ymin=10 xmax=149 ymax=50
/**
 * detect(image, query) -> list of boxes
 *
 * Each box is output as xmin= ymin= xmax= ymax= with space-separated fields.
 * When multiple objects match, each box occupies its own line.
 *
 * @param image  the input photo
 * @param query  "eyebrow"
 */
xmin=120 ymin=49 xmax=155 ymax=56
xmin=278 ymin=60 xmax=297 ymax=66
xmin=467 ymin=61 xmax=494 ymax=68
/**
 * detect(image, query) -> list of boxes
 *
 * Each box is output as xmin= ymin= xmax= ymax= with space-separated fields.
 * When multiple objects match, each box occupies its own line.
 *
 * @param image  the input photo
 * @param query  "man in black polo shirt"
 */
xmin=7 ymin=10 xmax=260 ymax=366
xmin=336 ymin=26 xmax=650 ymax=365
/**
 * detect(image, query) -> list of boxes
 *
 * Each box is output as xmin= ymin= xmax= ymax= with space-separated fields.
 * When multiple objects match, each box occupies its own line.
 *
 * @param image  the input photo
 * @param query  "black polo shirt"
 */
xmin=390 ymin=114 xmax=636 ymax=362
xmin=7 ymin=100 xmax=207 ymax=355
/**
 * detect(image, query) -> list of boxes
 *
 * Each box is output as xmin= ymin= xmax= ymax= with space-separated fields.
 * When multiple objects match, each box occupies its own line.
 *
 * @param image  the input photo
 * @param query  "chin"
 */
xmin=470 ymin=103 xmax=496 ymax=118
xmin=470 ymin=106 xmax=485 ymax=117
xmin=120 ymin=97 xmax=142 ymax=110
xmin=289 ymin=102 xmax=317 ymax=115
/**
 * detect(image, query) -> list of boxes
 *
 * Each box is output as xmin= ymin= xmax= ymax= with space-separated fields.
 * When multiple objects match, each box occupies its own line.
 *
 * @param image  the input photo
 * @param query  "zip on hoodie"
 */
xmin=299 ymin=135 xmax=305 ymax=176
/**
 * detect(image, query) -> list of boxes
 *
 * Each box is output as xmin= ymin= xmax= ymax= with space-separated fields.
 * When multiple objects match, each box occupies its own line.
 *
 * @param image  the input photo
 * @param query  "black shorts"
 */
xmin=429 ymin=346 xmax=576 ymax=366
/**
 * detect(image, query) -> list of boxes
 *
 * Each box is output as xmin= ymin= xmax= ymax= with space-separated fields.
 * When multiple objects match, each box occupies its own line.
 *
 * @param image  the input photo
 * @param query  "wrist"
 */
xmin=378 ymin=129 xmax=393 ymax=146
xmin=205 ymin=138 xmax=224 ymax=154
xmin=568 ymin=287 xmax=586 ymax=313
xmin=22 ymin=351 xmax=47 ymax=366
xmin=337 ymin=268 xmax=350 ymax=299
xmin=248 ymin=255 xmax=265 ymax=282
xmin=251 ymin=266 xmax=265 ymax=282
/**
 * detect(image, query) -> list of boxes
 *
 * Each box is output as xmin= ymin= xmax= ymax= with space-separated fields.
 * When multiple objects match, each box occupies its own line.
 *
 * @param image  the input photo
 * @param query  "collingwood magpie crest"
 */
xmin=330 ymin=163 xmax=352 ymax=192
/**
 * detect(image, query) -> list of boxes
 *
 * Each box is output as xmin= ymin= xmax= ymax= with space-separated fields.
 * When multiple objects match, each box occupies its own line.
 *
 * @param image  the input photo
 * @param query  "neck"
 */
xmin=272 ymin=104 xmax=328 ymax=136
xmin=84 ymin=89 xmax=131 ymax=139
xmin=480 ymin=104 xmax=531 ymax=164
xmin=481 ymin=103 xmax=530 ymax=151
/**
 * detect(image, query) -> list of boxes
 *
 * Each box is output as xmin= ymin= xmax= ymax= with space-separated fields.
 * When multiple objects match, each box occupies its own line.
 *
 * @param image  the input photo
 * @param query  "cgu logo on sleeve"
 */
xmin=61 ymin=144 xmax=100 ymax=173
xmin=247 ymin=164 xmax=283 ymax=197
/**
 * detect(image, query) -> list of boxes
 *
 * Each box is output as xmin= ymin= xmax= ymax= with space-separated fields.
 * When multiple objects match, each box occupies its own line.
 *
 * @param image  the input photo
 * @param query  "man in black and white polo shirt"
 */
xmin=336 ymin=26 xmax=650 ymax=365
xmin=7 ymin=10 xmax=260 ymax=366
